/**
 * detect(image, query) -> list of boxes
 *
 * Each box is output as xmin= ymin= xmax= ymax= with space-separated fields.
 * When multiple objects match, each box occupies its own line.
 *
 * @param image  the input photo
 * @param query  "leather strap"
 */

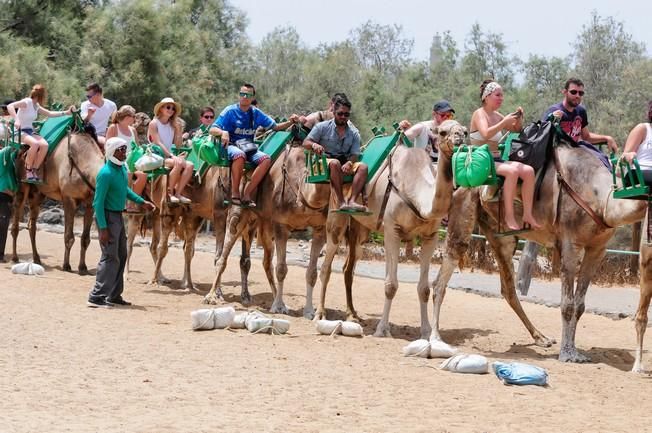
xmin=553 ymin=147 xmax=611 ymax=231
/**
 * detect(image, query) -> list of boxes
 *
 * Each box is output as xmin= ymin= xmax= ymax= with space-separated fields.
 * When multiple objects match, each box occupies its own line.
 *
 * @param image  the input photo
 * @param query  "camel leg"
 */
xmin=374 ymin=225 xmax=401 ymax=338
xmin=270 ymin=224 xmax=289 ymax=314
xmin=557 ymin=238 xmax=585 ymax=362
xmin=213 ymin=209 xmax=227 ymax=265
xmin=417 ymin=233 xmax=437 ymax=339
xmin=78 ymin=198 xmax=93 ymax=275
xmin=60 ymin=197 xmax=78 ymax=272
xmin=11 ymin=188 xmax=28 ymax=263
xmin=239 ymin=226 xmax=255 ymax=305
xmin=152 ymin=214 xmax=175 ymax=287
xmin=634 ymin=230 xmax=652 ymax=373
xmin=28 ymin=195 xmax=43 ymax=266
xmin=304 ymin=226 xmax=326 ymax=319
xmin=342 ymin=221 xmax=363 ymax=322
xmin=203 ymin=209 xmax=247 ymax=305
xmin=148 ymin=213 xmax=170 ymax=284
xmin=481 ymin=217 xmax=555 ymax=348
xmin=315 ymin=217 xmax=348 ymax=321
xmin=431 ymin=188 xmax=477 ymax=343
xmin=257 ymin=220 xmax=278 ymax=310
xmin=180 ymin=215 xmax=203 ymax=291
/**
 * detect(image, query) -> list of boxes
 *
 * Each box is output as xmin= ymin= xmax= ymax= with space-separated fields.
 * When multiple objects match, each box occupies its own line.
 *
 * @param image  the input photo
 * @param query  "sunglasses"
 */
xmin=116 ymin=145 xmax=127 ymax=152
xmin=86 ymin=92 xmax=96 ymax=99
xmin=163 ymin=105 xmax=176 ymax=111
xmin=568 ymin=89 xmax=585 ymax=96
xmin=239 ymin=92 xmax=254 ymax=98
xmin=437 ymin=112 xmax=454 ymax=119
xmin=202 ymin=114 xmax=214 ymax=119
xmin=335 ymin=111 xmax=351 ymax=118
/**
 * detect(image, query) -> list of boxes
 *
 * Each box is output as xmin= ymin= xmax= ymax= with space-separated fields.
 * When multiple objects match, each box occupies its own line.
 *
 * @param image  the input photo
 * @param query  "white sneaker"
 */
xmin=178 ymin=195 xmax=192 ymax=204
xmin=168 ymin=195 xmax=180 ymax=204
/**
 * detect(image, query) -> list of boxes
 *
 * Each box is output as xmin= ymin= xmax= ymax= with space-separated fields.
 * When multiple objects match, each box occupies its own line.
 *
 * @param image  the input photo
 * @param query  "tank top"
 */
xmin=115 ymin=124 xmax=136 ymax=156
xmin=16 ymin=97 xmax=39 ymax=130
xmin=156 ymin=120 xmax=174 ymax=152
xmin=469 ymin=130 xmax=504 ymax=156
xmin=636 ymin=123 xmax=652 ymax=170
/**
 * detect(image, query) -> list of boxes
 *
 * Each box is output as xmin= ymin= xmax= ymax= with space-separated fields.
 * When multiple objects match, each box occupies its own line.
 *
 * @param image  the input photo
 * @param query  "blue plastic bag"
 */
xmin=492 ymin=361 xmax=548 ymax=386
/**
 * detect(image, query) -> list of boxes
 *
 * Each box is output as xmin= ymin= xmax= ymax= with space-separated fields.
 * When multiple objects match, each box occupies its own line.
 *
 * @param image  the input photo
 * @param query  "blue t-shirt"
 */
xmin=306 ymin=119 xmax=361 ymax=159
xmin=214 ymin=103 xmax=276 ymax=143
xmin=542 ymin=102 xmax=588 ymax=142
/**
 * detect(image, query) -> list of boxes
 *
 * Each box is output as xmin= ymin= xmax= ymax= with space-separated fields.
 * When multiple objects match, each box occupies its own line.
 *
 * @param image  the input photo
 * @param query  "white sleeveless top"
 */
xmin=115 ymin=125 xmax=136 ymax=156
xmin=156 ymin=120 xmax=174 ymax=151
xmin=636 ymin=123 xmax=652 ymax=170
xmin=16 ymin=97 xmax=39 ymax=130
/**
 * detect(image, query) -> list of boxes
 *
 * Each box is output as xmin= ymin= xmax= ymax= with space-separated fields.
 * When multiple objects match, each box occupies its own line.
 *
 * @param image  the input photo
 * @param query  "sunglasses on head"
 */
xmin=239 ymin=92 xmax=254 ymax=98
xmin=568 ymin=89 xmax=585 ymax=96
xmin=335 ymin=111 xmax=351 ymax=118
xmin=164 ymin=105 xmax=176 ymax=111
xmin=202 ymin=114 xmax=214 ymax=119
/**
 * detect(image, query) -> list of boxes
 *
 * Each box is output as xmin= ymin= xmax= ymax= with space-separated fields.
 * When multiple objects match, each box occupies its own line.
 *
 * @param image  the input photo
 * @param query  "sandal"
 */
xmin=241 ymin=199 xmax=256 ymax=209
xmin=178 ymin=195 xmax=192 ymax=204
xmin=168 ymin=195 xmax=180 ymax=204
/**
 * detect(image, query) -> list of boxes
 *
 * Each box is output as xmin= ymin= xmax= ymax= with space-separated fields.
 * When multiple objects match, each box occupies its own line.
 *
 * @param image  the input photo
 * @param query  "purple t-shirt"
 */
xmin=542 ymin=102 xmax=588 ymax=142
xmin=214 ymin=103 xmax=276 ymax=143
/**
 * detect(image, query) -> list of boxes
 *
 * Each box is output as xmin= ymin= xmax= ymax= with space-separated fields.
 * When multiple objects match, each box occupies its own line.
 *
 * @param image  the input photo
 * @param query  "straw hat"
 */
xmin=153 ymin=97 xmax=182 ymax=118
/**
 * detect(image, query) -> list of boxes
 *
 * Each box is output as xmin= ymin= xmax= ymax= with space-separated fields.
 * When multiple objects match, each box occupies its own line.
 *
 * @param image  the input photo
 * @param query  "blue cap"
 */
xmin=433 ymin=100 xmax=455 ymax=113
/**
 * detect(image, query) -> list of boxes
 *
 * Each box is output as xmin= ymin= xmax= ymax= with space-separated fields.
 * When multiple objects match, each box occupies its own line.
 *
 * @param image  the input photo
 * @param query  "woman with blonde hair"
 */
xmin=106 ymin=105 xmax=148 ymax=211
xmin=147 ymin=97 xmax=193 ymax=204
xmin=469 ymin=79 xmax=541 ymax=231
xmin=7 ymin=84 xmax=75 ymax=182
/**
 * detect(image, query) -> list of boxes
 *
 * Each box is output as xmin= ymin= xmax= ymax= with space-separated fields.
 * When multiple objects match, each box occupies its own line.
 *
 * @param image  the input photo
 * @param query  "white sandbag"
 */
xmin=135 ymin=152 xmax=164 ymax=171
xmin=402 ymin=339 xmax=431 ymax=358
xmin=271 ymin=319 xmax=290 ymax=335
xmin=429 ymin=339 xmax=459 ymax=358
xmin=11 ymin=262 xmax=45 ymax=276
xmin=316 ymin=320 xmax=343 ymax=335
xmin=191 ymin=309 xmax=217 ymax=330
xmin=341 ymin=321 xmax=363 ymax=337
xmin=231 ymin=312 xmax=249 ymax=329
xmin=212 ymin=307 xmax=236 ymax=329
xmin=440 ymin=353 xmax=489 ymax=374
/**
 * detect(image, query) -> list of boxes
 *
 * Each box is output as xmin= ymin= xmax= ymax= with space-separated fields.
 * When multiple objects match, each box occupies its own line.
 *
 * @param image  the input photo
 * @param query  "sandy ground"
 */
xmin=2 ymin=228 xmax=652 ymax=433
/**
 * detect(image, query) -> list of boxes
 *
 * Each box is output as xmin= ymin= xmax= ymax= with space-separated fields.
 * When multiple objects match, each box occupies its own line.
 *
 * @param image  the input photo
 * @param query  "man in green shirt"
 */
xmin=87 ymin=137 xmax=154 ymax=308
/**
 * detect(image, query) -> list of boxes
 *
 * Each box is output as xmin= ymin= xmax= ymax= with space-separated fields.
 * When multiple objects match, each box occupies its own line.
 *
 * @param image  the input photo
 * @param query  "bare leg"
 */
xmin=518 ymin=163 xmax=541 ymax=229
xmin=348 ymin=163 xmax=368 ymax=204
xmin=132 ymin=172 xmax=148 ymax=196
xmin=496 ymin=163 xmax=520 ymax=230
xmin=230 ymin=157 xmax=245 ymax=198
xmin=33 ymin=141 xmax=48 ymax=171
xmin=328 ymin=160 xmax=345 ymax=207
xmin=243 ymin=158 xmax=270 ymax=201
xmin=175 ymin=162 xmax=194 ymax=198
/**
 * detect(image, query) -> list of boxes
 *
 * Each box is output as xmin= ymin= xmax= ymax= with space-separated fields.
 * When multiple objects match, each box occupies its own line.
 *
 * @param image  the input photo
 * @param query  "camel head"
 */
xmin=134 ymin=112 xmax=151 ymax=143
xmin=435 ymin=119 xmax=467 ymax=158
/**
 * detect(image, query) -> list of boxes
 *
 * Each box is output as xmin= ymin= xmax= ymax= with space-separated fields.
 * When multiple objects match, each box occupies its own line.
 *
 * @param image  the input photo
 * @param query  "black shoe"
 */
xmin=106 ymin=297 xmax=132 ymax=306
xmin=87 ymin=298 xmax=113 ymax=309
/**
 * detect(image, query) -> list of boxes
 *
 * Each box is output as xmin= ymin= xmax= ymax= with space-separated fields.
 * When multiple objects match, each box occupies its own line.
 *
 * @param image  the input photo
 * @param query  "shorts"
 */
xmin=227 ymin=144 xmax=270 ymax=167
xmin=326 ymin=157 xmax=364 ymax=174
xmin=21 ymin=128 xmax=34 ymax=136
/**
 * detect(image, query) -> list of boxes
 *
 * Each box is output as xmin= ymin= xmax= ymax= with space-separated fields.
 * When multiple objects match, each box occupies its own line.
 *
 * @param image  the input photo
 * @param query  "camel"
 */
xmin=314 ymin=119 xmax=466 ymax=336
xmin=430 ymin=140 xmax=647 ymax=362
xmin=11 ymin=129 xmax=104 ymax=274
xmin=634 ymin=219 xmax=652 ymax=373
xmin=203 ymin=141 xmax=343 ymax=319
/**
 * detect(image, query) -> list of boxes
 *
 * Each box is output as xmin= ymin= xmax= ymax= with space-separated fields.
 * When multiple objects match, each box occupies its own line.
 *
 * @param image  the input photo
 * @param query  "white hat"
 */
xmin=105 ymin=137 xmax=127 ymax=164
xmin=153 ymin=97 xmax=182 ymax=118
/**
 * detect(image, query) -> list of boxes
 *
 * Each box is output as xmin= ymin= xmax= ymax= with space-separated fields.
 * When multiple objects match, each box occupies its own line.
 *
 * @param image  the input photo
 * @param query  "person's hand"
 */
xmin=310 ymin=142 xmax=323 ymax=155
xmin=289 ymin=114 xmax=299 ymax=124
xmin=606 ymin=136 xmax=618 ymax=153
xmin=143 ymin=201 xmax=156 ymax=211
xmin=342 ymin=161 xmax=353 ymax=174
xmin=87 ymin=106 xmax=96 ymax=116
xmin=622 ymin=151 xmax=637 ymax=164
xmin=99 ymin=228 xmax=110 ymax=247
xmin=552 ymin=110 xmax=563 ymax=119
xmin=182 ymin=132 xmax=189 ymax=140
xmin=398 ymin=119 xmax=411 ymax=131
xmin=67 ymin=105 xmax=76 ymax=114
xmin=220 ymin=131 xmax=229 ymax=147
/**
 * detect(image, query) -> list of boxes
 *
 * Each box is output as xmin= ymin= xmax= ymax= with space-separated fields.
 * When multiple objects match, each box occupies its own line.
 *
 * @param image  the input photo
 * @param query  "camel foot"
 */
xmin=631 ymin=364 xmax=646 ymax=374
xmin=78 ymin=265 xmax=89 ymax=276
xmin=62 ymin=263 xmax=72 ymax=272
xmin=202 ymin=290 xmax=224 ymax=305
xmin=303 ymin=305 xmax=315 ymax=320
xmin=558 ymin=348 xmax=590 ymax=363
xmin=241 ymin=290 xmax=252 ymax=305
xmin=11 ymin=255 xmax=19 ymax=263
xmin=373 ymin=322 xmax=392 ymax=338
xmin=346 ymin=310 xmax=361 ymax=323
xmin=180 ymin=281 xmax=199 ymax=293
xmin=534 ymin=334 xmax=556 ymax=348
xmin=312 ymin=309 xmax=327 ymax=322
xmin=157 ymin=274 xmax=172 ymax=285
xmin=270 ymin=299 xmax=289 ymax=315
xmin=33 ymin=256 xmax=42 ymax=266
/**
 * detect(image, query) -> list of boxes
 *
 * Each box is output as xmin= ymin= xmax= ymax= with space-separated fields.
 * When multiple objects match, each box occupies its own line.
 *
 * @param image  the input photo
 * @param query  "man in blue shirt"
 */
xmin=303 ymin=96 xmax=368 ymax=212
xmin=542 ymin=77 xmax=618 ymax=153
xmin=210 ymin=83 xmax=298 ymax=208
xmin=87 ymin=137 xmax=154 ymax=308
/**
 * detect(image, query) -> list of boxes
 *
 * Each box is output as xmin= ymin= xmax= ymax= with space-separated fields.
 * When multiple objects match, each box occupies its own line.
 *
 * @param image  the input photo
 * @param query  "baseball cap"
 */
xmin=433 ymin=100 xmax=455 ymax=113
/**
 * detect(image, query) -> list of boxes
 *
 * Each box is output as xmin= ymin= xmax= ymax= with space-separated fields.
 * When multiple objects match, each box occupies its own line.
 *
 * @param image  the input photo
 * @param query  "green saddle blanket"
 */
xmin=39 ymin=115 xmax=76 ymax=154
xmin=0 ymin=146 xmax=18 ymax=192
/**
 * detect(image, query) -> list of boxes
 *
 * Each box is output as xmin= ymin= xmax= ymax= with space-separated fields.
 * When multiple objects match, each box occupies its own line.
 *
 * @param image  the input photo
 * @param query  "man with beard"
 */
xmin=303 ymin=95 xmax=368 ymax=212
xmin=542 ymin=77 xmax=618 ymax=153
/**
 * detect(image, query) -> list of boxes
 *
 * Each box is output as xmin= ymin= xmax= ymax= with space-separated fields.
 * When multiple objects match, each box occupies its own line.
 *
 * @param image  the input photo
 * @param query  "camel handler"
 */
xmin=87 ymin=137 xmax=154 ymax=309
xmin=399 ymin=100 xmax=455 ymax=159
xmin=303 ymin=96 xmax=368 ymax=212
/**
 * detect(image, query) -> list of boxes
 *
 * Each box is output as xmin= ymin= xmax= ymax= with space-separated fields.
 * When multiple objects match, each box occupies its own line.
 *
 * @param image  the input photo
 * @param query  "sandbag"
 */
xmin=316 ymin=319 xmax=343 ymax=335
xmin=429 ymin=339 xmax=459 ymax=358
xmin=440 ymin=353 xmax=489 ymax=374
xmin=190 ymin=306 xmax=235 ymax=330
xmin=493 ymin=361 xmax=548 ymax=386
xmin=341 ymin=321 xmax=363 ymax=337
xmin=135 ymin=151 xmax=165 ymax=172
xmin=402 ymin=339 xmax=431 ymax=358
xmin=231 ymin=312 xmax=249 ymax=329
xmin=11 ymin=262 xmax=45 ymax=275
xmin=245 ymin=311 xmax=290 ymax=335
xmin=452 ymin=144 xmax=494 ymax=188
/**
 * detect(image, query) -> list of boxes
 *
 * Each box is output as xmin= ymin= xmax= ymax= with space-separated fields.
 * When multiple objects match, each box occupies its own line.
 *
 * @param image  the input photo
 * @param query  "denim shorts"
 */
xmin=21 ymin=128 xmax=34 ymax=136
xmin=226 ymin=145 xmax=270 ymax=166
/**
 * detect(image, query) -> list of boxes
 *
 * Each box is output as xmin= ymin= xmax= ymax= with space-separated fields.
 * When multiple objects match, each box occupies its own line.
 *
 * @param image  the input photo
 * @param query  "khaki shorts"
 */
xmin=326 ymin=158 xmax=363 ymax=174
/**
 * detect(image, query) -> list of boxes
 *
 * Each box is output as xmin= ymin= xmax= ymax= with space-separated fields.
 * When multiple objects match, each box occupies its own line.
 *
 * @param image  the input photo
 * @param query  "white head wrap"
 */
xmin=481 ymin=81 xmax=502 ymax=101
xmin=105 ymin=137 xmax=127 ymax=166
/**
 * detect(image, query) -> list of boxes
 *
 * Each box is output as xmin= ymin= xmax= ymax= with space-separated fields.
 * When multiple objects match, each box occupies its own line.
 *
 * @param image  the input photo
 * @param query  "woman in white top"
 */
xmin=106 ymin=105 xmax=148 ymax=200
xmin=622 ymin=100 xmax=652 ymax=184
xmin=469 ymin=79 xmax=541 ymax=231
xmin=147 ymin=97 xmax=193 ymax=204
xmin=7 ymin=84 xmax=74 ymax=182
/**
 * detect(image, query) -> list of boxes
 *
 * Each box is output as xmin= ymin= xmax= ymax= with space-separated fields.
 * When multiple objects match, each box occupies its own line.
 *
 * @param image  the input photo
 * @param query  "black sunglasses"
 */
xmin=568 ymin=89 xmax=585 ymax=96
xmin=335 ymin=111 xmax=351 ymax=118
xmin=202 ymin=114 xmax=214 ymax=119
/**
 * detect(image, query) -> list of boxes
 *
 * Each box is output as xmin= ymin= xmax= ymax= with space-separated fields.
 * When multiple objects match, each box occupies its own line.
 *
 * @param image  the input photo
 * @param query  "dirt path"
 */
xmin=1 ymin=229 xmax=650 ymax=432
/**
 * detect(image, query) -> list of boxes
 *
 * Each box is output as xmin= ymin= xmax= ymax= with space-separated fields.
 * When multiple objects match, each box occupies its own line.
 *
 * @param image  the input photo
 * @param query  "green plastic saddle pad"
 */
xmin=357 ymin=131 xmax=401 ymax=182
xmin=39 ymin=115 xmax=75 ymax=154
xmin=0 ymin=146 xmax=18 ymax=192
xmin=452 ymin=144 xmax=494 ymax=188
xmin=258 ymin=130 xmax=293 ymax=163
